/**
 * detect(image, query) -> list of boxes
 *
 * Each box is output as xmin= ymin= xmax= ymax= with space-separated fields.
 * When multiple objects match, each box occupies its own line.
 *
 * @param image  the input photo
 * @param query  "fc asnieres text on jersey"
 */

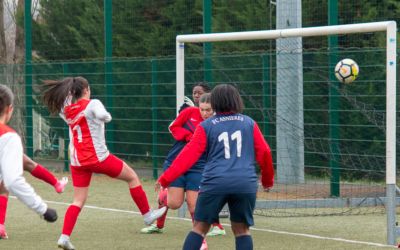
xmin=158 ymin=113 xmax=274 ymax=194
xmin=62 ymin=99 xmax=111 ymax=166
xmin=164 ymin=107 xmax=206 ymax=173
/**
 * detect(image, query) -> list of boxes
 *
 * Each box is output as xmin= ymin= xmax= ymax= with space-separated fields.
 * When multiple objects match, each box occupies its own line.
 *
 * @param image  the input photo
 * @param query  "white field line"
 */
xmin=10 ymin=196 xmax=397 ymax=248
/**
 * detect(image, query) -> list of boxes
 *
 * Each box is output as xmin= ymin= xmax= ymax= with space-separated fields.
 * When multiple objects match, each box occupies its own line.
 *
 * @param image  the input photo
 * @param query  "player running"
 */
xmin=40 ymin=77 xmax=166 ymax=250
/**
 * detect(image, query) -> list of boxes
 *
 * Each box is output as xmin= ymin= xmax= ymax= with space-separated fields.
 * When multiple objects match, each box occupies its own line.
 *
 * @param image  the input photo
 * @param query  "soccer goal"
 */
xmin=175 ymin=21 xmax=397 ymax=245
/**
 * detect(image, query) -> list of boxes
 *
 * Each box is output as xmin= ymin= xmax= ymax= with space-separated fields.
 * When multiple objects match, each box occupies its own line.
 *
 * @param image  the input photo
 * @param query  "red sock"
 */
xmin=62 ymin=205 xmax=81 ymax=236
xmin=213 ymin=222 xmax=224 ymax=230
xmin=156 ymin=205 xmax=168 ymax=229
xmin=0 ymin=196 xmax=8 ymax=225
xmin=30 ymin=164 xmax=58 ymax=186
xmin=129 ymin=186 xmax=150 ymax=215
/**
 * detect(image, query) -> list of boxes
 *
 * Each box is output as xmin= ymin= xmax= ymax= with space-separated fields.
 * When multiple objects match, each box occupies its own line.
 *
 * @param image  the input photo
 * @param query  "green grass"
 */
xmin=0 ymin=173 xmax=395 ymax=249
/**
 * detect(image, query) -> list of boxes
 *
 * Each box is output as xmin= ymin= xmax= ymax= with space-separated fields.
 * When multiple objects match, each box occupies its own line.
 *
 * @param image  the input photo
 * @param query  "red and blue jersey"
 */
xmin=159 ymin=113 xmax=274 ymax=193
xmin=164 ymin=107 xmax=206 ymax=173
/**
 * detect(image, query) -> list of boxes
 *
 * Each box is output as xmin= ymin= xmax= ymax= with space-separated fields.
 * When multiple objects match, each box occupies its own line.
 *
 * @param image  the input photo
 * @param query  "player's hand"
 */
xmin=263 ymin=187 xmax=271 ymax=192
xmin=155 ymin=181 xmax=162 ymax=193
xmin=43 ymin=208 xmax=58 ymax=222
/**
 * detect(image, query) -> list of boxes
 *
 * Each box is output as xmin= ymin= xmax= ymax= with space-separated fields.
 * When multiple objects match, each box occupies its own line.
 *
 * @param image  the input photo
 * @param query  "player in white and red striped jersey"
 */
xmin=0 ymin=84 xmax=58 ymax=239
xmin=0 ymin=148 xmax=68 ymax=239
xmin=41 ymin=77 xmax=166 ymax=250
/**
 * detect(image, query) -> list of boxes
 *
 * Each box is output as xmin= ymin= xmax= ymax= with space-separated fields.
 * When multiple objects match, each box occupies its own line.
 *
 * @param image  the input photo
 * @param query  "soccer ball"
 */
xmin=334 ymin=58 xmax=359 ymax=84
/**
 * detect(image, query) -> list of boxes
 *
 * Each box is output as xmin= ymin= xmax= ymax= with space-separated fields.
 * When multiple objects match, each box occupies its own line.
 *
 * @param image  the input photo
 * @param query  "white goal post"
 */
xmin=175 ymin=21 xmax=397 ymax=245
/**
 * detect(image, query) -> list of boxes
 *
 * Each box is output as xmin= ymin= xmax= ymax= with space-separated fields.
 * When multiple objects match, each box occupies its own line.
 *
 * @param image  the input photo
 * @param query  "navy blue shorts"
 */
xmin=163 ymin=161 xmax=201 ymax=191
xmin=194 ymin=192 xmax=256 ymax=226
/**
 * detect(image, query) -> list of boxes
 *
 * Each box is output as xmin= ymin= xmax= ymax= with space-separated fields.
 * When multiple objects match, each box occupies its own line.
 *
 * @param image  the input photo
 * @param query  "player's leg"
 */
xmin=23 ymin=154 xmax=68 ymax=193
xmin=0 ymin=182 xmax=9 ymax=239
xmin=165 ymin=186 xmax=185 ymax=209
xmin=231 ymin=222 xmax=252 ymax=250
xmin=140 ymin=186 xmax=169 ymax=234
xmin=185 ymin=190 xmax=198 ymax=221
xmin=182 ymin=192 xmax=227 ymax=250
xmin=186 ymin=190 xmax=209 ymax=250
xmin=57 ymin=166 xmax=91 ymax=250
xmin=184 ymin=172 xmax=201 ymax=221
xmin=99 ymin=154 xmax=166 ymax=225
xmin=227 ymin=193 xmax=257 ymax=250
xmin=140 ymin=175 xmax=185 ymax=234
xmin=183 ymin=221 xmax=211 ymax=250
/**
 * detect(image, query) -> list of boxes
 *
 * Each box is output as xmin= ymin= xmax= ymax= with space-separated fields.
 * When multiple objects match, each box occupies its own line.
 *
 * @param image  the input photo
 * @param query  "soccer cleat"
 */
xmin=140 ymin=224 xmax=164 ymax=234
xmin=200 ymin=239 xmax=208 ymax=250
xmin=206 ymin=225 xmax=226 ymax=237
xmin=57 ymin=235 xmax=75 ymax=250
xmin=143 ymin=206 xmax=167 ymax=226
xmin=55 ymin=177 xmax=69 ymax=193
xmin=0 ymin=224 xmax=8 ymax=239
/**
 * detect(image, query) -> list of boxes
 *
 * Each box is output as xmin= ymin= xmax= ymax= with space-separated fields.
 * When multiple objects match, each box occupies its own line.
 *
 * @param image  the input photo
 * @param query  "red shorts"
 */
xmin=70 ymin=154 xmax=124 ymax=187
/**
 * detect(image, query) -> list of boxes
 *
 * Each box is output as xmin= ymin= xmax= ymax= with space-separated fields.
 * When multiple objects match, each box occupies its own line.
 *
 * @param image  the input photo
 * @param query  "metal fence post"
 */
xmin=24 ymin=0 xmax=33 ymax=157
xmin=104 ymin=0 xmax=114 ymax=151
xmin=328 ymin=0 xmax=340 ymax=197
xmin=151 ymin=59 xmax=159 ymax=179
xmin=203 ymin=0 xmax=212 ymax=83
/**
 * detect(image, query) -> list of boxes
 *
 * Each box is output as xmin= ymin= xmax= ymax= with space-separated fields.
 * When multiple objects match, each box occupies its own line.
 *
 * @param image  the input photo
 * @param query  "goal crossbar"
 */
xmin=175 ymin=21 xmax=397 ymax=245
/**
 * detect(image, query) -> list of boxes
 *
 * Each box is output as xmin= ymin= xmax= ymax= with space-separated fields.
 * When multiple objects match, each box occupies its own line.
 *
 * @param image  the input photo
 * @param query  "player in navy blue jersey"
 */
xmin=157 ymin=84 xmax=274 ymax=250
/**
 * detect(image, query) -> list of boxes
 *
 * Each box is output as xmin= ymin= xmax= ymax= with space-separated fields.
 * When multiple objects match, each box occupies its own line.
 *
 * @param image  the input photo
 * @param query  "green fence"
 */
xmin=0 ymin=1 xmax=399 ymax=204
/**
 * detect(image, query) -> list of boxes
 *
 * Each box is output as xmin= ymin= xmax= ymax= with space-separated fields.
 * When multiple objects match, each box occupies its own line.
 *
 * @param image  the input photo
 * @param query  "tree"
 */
xmin=0 ymin=0 xmax=6 ymax=64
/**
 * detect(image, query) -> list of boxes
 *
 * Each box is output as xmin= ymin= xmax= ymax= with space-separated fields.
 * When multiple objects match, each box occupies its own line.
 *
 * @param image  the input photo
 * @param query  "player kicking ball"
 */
xmin=40 ymin=77 xmax=166 ymax=250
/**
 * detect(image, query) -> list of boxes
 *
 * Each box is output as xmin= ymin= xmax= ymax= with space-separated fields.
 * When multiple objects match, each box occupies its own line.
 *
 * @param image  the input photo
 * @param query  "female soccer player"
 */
xmin=142 ymin=94 xmax=216 ymax=240
xmin=40 ymin=77 xmax=166 ymax=250
xmin=142 ymin=85 xmax=226 ymax=240
xmin=0 ymin=84 xmax=58 ymax=239
xmin=0 ymin=153 xmax=67 ymax=239
xmin=156 ymin=84 xmax=274 ymax=250
xmin=178 ymin=82 xmax=211 ymax=112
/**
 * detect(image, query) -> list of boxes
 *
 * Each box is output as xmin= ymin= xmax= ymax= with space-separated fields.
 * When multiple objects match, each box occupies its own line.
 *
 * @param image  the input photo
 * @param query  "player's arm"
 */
xmin=158 ymin=125 xmax=207 ymax=187
xmin=0 ymin=134 xmax=48 ymax=216
xmin=253 ymin=122 xmax=274 ymax=189
xmin=168 ymin=108 xmax=194 ymax=141
xmin=90 ymin=99 xmax=112 ymax=123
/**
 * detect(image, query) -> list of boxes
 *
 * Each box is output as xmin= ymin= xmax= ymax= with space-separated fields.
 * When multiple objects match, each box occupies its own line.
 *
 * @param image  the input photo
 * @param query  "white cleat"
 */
xmin=143 ymin=206 xmax=167 ymax=226
xmin=57 ymin=235 xmax=75 ymax=250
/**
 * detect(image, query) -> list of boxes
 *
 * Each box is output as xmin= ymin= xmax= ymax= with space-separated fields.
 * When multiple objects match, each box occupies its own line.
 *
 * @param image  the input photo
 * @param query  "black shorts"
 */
xmin=194 ymin=192 xmax=256 ymax=226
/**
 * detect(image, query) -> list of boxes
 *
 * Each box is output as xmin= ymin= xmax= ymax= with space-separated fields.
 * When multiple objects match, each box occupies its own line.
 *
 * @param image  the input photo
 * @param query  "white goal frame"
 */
xmin=175 ymin=21 xmax=397 ymax=245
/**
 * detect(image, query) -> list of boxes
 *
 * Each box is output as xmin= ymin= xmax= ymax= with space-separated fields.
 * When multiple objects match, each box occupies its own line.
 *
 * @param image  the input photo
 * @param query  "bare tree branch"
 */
xmin=0 ymin=0 xmax=7 ymax=64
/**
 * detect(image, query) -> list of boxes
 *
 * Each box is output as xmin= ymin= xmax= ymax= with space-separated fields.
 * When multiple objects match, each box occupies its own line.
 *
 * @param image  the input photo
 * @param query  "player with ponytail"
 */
xmin=41 ymin=77 xmax=166 ymax=250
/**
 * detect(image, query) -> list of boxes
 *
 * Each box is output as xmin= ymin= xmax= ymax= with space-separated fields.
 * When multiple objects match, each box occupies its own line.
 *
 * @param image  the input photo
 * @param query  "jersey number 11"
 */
xmin=218 ymin=130 xmax=242 ymax=159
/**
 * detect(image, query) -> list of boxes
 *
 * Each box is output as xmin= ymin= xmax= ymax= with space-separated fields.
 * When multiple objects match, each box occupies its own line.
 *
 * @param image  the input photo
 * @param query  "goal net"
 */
xmin=176 ymin=21 xmax=397 ymax=244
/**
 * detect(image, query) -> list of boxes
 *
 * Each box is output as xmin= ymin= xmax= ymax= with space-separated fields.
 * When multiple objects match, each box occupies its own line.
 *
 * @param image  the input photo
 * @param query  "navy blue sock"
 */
xmin=182 ymin=231 xmax=204 ymax=250
xmin=235 ymin=235 xmax=253 ymax=250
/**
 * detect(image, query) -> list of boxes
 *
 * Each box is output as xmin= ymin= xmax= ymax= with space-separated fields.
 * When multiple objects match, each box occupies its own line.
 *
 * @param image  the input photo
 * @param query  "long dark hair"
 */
xmin=211 ymin=84 xmax=244 ymax=113
xmin=0 ymin=84 xmax=14 ymax=116
xmin=42 ymin=76 xmax=89 ymax=114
